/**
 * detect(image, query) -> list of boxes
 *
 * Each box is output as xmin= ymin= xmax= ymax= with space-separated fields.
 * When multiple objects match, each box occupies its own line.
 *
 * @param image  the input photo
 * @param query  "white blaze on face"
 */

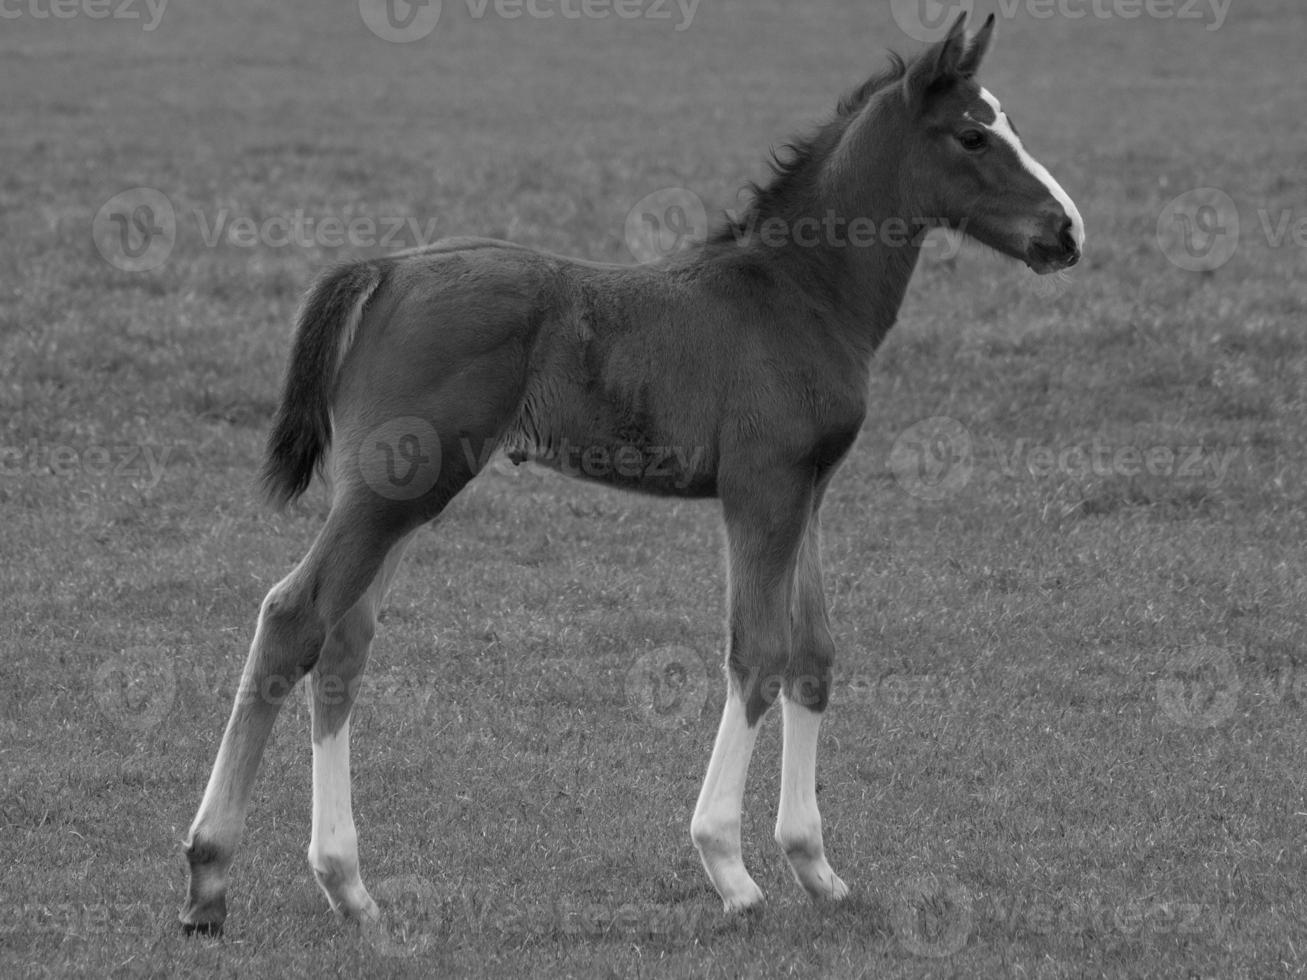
xmin=978 ymin=88 xmax=1085 ymax=249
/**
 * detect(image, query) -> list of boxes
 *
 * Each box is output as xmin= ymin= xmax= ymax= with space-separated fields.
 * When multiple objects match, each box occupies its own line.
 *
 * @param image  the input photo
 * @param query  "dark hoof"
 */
xmin=179 ymin=893 xmax=227 ymax=937
xmin=180 ymin=918 xmax=224 ymax=937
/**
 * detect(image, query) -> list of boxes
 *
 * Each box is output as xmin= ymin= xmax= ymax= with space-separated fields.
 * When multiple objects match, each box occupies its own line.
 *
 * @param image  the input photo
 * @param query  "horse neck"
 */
xmin=729 ymin=120 xmax=922 ymax=358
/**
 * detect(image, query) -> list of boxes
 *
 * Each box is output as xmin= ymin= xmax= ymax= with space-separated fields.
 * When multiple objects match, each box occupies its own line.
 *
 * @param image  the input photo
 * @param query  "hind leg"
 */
xmin=180 ymin=497 xmax=421 ymax=935
xmin=306 ymin=535 xmax=412 ymax=921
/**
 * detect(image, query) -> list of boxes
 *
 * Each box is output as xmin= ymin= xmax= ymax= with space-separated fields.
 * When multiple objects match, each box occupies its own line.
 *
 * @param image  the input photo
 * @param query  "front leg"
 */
xmin=691 ymin=459 xmax=812 ymax=912
xmin=775 ymin=508 xmax=849 ymax=901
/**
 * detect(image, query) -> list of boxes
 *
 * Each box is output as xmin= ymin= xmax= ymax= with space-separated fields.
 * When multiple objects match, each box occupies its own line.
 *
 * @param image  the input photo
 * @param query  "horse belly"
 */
xmin=501 ymin=388 xmax=718 ymax=499
xmin=526 ymin=436 xmax=717 ymax=498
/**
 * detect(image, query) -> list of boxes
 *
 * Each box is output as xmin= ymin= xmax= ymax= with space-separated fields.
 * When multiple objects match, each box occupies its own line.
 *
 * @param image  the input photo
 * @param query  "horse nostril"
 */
xmin=1056 ymin=217 xmax=1081 ymax=266
xmin=1058 ymin=217 xmax=1078 ymax=254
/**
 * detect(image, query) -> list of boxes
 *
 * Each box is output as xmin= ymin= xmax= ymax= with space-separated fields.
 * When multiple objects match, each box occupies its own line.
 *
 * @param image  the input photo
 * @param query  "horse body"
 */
xmin=181 ymin=13 xmax=1083 ymax=934
xmin=325 ymin=235 xmax=880 ymax=505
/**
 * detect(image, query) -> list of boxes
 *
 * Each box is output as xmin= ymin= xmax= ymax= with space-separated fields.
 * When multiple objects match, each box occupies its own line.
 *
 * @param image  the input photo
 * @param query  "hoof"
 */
xmin=721 ymin=880 xmax=765 ymax=914
xmin=179 ymin=894 xmax=227 ymax=937
xmin=180 ymin=918 xmax=224 ymax=938
xmin=790 ymin=858 xmax=850 ymax=903
xmin=813 ymin=873 xmax=850 ymax=902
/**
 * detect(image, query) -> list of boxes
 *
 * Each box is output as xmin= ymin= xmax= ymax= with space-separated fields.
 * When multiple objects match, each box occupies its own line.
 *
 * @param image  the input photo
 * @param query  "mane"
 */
xmin=711 ymin=52 xmax=908 ymax=244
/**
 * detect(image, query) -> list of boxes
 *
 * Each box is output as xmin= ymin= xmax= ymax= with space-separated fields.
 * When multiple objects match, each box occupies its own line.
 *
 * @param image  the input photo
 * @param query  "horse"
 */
xmin=179 ymin=12 xmax=1083 ymax=935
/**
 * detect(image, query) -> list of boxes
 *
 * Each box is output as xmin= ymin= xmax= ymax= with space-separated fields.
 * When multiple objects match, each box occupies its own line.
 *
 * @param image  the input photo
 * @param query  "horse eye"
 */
xmin=958 ymin=130 xmax=987 ymax=152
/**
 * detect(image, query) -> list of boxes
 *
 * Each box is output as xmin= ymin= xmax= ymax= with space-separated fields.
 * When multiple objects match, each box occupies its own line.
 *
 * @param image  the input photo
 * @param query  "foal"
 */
xmin=180 ymin=13 xmax=1082 ymax=933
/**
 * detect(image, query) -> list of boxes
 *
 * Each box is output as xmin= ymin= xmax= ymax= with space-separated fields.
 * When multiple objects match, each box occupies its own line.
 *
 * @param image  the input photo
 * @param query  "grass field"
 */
xmin=3 ymin=1 xmax=1306 ymax=977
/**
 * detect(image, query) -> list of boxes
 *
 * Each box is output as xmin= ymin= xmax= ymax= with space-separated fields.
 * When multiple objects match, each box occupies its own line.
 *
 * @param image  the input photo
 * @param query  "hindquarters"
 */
xmin=265 ymin=240 xmax=567 ymax=516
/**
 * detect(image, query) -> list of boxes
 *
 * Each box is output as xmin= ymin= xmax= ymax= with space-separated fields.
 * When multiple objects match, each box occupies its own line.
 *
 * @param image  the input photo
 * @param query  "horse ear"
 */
xmin=901 ymin=12 xmax=969 ymax=113
xmin=956 ymin=14 xmax=996 ymax=77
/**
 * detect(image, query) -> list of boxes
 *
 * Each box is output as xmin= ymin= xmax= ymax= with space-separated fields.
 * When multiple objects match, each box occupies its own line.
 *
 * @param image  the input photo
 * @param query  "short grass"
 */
xmin=2 ymin=1 xmax=1306 ymax=978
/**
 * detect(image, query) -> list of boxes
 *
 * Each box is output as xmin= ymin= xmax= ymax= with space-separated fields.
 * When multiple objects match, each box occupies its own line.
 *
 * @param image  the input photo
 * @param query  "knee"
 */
xmin=785 ymin=630 xmax=835 ymax=711
xmin=727 ymin=633 xmax=789 ymax=719
xmin=261 ymin=579 xmax=311 ymax=629
xmin=774 ymin=818 xmax=823 ymax=859
xmin=258 ymin=578 xmax=327 ymax=671
xmin=691 ymin=813 xmax=735 ymax=853
xmin=728 ymin=660 xmax=786 ymax=726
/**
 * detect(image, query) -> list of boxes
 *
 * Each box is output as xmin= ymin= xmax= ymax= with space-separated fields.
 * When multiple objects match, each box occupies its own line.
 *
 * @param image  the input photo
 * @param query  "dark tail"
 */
xmin=262 ymin=260 xmax=387 ymax=508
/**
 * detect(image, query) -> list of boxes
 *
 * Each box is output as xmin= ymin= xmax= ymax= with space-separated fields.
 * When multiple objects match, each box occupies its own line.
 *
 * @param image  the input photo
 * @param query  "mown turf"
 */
xmin=2 ymin=1 xmax=1305 ymax=977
